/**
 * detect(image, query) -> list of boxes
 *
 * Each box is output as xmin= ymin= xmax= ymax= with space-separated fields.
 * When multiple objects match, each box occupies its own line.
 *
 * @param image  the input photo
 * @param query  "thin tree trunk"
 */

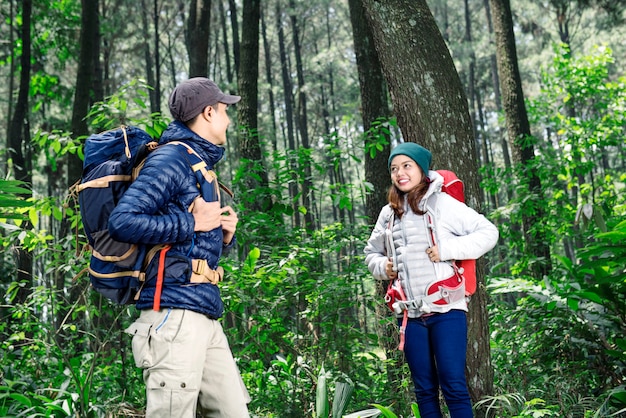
xmin=490 ymin=0 xmax=552 ymax=279
xmin=261 ymin=9 xmax=278 ymax=153
xmin=238 ymin=0 xmax=272 ymax=214
xmin=186 ymin=0 xmax=211 ymax=77
xmin=218 ymin=0 xmax=233 ymax=84
xmin=70 ymin=0 xmax=99 ymax=187
xmin=276 ymin=2 xmax=300 ymax=229
xmin=228 ymin=0 xmax=240 ymax=76
xmin=288 ymin=0 xmax=316 ymax=230
xmin=140 ymin=0 xmax=158 ymax=114
xmin=153 ymin=0 xmax=161 ymax=114
xmin=8 ymin=0 xmax=33 ymax=306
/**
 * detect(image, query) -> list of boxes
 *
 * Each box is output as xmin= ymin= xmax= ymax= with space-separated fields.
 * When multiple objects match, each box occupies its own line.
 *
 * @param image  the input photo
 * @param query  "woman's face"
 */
xmin=390 ymin=155 xmax=424 ymax=192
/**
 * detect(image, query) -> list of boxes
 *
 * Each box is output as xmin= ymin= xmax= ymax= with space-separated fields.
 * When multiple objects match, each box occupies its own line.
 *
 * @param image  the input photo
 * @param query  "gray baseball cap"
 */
xmin=168 ymin=77 xmax=241 ymax=122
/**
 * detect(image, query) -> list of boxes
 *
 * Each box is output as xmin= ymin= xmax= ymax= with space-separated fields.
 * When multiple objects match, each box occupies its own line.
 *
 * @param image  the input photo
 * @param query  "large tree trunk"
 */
xmin=489 ymin=0 xmax=551 ymax=279
xmin=361 ymin=0 xmax=494 ymax=409
xmin=186 ymin=0 xmax=211 ymax=77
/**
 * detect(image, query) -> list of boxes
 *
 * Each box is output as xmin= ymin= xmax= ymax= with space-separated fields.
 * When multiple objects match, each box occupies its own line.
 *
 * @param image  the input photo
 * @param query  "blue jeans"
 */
xmin=401 ymin=310 xmax=473 ymax=418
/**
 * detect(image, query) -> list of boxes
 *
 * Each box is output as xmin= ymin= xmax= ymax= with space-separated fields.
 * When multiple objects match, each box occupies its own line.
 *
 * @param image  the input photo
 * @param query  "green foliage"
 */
xmin=3 ymin=31 xmax=626 ymax=418
xmin=0 ymin=179 xmax=32 ymax=221
xmin=364 ymin=117 xmax=396 ymax=159
xmin=86 ymin=78 xmax=168 ymax=136
xmin=484 ymin=44 xmax=626 ymax=417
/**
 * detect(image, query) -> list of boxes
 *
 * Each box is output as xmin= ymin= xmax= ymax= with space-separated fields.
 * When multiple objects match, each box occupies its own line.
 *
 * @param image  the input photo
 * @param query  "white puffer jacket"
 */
xmin=364 ymin=171 xmax=499 ymax=317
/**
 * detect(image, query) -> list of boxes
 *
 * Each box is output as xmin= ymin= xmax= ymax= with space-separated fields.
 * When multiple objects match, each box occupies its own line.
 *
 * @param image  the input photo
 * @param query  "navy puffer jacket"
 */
xmin=108 ymin=121 xmax=231 ymax=318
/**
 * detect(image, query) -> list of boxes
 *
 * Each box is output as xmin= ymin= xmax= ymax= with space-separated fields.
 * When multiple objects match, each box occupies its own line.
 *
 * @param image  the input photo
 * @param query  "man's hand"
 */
xmin=220 ymin=205 xmax=238 ymax=245
xmin=192 ymin=199 xmax=223 ymax=232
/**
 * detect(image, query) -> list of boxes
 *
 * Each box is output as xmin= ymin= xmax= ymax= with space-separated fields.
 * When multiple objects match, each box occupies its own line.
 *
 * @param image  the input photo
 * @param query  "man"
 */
xmin=109 ymin=77 xmax=250 ymax=417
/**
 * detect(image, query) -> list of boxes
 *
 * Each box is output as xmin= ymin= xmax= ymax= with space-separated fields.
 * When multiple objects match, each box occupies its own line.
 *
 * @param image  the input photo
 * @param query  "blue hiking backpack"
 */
xmin=77 ymin=125 xmax=225 ymax=304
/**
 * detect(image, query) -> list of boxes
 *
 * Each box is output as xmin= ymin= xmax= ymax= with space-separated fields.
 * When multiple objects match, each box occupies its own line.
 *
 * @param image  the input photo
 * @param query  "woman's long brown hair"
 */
xmin=387 ymin=171 xmax=430 ymax=218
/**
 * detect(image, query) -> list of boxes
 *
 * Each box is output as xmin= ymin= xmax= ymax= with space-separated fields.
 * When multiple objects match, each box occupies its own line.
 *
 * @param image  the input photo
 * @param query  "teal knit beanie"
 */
xmin=388 ymin=142 xmax=432 ymax=175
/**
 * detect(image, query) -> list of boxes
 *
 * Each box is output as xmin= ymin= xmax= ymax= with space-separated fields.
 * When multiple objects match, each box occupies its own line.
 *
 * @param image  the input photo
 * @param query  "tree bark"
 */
xmin=237 ymin=0 xmax=272 ymax=213
xmin=70 ymin=0 xmax=99 ymax=187
xmin=186 ymin=0 xmax=211 ymax=77
xmin=489 ymin=0 xmax=551 ymax=279
xmin=362 ymin=0 xmax=494 ymax=407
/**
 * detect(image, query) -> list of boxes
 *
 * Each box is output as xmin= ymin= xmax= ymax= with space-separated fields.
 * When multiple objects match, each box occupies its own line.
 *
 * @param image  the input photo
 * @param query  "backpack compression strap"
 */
xmin=153 ymin=245 xmax=171 ymax=311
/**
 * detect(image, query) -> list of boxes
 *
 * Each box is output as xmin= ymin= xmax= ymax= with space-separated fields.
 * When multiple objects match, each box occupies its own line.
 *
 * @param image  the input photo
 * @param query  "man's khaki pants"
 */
xmin=126 ymin=308 xmax=250 ymax=418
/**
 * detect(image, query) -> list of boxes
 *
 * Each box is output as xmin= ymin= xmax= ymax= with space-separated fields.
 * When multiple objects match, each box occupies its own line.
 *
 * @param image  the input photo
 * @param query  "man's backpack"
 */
xmin=76 ymin=126 xmax=224 ymax=304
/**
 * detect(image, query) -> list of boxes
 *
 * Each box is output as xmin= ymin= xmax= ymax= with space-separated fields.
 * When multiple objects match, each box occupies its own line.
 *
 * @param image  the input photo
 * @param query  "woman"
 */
xmin=364 ymin=142 xmax=498 ymax=418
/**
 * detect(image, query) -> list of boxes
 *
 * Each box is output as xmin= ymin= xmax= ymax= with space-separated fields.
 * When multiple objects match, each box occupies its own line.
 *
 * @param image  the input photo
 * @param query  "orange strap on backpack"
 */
xmin=153 ymin=245 xmax=171 ymax=311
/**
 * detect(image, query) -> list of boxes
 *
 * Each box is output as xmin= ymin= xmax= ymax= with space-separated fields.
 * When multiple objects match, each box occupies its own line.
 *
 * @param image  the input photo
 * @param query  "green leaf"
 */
xmin=332 ymin=380 xmax=354 ymax=417
xmin=566 ymin=298 xmax=579 ymax=311
xmin=315 ymin=364 xmax=329 ymax=418
xmin=10 ymin=392 xmax=32 ymax=407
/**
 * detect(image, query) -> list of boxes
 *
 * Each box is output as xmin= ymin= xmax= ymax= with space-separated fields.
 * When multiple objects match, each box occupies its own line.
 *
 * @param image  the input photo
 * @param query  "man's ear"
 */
xmin=203 ymin=105 xmax=213 ymax=120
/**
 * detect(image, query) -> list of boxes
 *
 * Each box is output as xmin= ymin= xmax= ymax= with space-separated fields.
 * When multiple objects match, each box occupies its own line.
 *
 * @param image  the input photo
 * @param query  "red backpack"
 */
xmin=434 ymin=170 xmax=476 ymax=296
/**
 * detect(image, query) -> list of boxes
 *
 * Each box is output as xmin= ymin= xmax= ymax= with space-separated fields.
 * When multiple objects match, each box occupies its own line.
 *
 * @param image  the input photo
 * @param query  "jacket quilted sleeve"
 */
xmin=108 ymin=147 xmax=196 ymax=245
xmin=432 ymin=193 xmax=499 ymax=262
xmin=364 ymin=205 xmax=394 ymax=281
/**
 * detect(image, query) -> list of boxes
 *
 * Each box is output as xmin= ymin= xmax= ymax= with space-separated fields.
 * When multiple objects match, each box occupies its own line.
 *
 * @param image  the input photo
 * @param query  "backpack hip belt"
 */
xmin=191 ymin=259 xmax=224 ymax=285
xmin=395 ymin=278 xmax=466 ymax=313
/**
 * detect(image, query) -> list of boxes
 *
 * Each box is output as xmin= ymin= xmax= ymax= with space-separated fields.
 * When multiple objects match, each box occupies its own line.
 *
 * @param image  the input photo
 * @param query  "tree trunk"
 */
xmin=153 ymin=0 xmax=162 ymax=114
xmin=489 ymin=0 xmax=551 ymax=279
xmin=237 ymin=0 xmax=272 ymax=214
xmin=186 ymin=0 xmax=211 ymax=77
xmin=218 ymin=0 xmax=233 ymax=84
xmin=288 ymin=0 xmax=316 ymax=230
xmin=275 ymin=3 xmax=300 ymax=229
xmin=140 ymin=0 xmax=158 ymax=114
xmin=228 ymin=0 xmax=240 ymax=76
xmin=70 ymin=0 xmax=99 ymax=187
xmin=348 ymin=0 xmax=407 ymax=399
xmin=8 ymin=0 xmax=33 ymax=306
xmin=362 ymin=0 xmax=494 ymax=408
xmin=261 ymin=9 xmax=278 ymax=152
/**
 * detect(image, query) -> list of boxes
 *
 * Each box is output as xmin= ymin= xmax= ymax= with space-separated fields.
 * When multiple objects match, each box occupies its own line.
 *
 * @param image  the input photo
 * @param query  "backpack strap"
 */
xmin=153 ymin=245 xmax=171 ymax=311
xmin=168 ymin=141 xmax=234 ymax=201
xmin=383 ymin=209 xmax=409 ymax=351
xmin=425 ymin=193 xmax=467 ymax=300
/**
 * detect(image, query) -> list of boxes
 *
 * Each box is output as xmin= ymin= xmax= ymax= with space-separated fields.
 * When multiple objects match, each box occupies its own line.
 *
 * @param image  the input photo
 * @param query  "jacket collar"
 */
xmin=159 ymin=120 xmax=226 ymax=167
